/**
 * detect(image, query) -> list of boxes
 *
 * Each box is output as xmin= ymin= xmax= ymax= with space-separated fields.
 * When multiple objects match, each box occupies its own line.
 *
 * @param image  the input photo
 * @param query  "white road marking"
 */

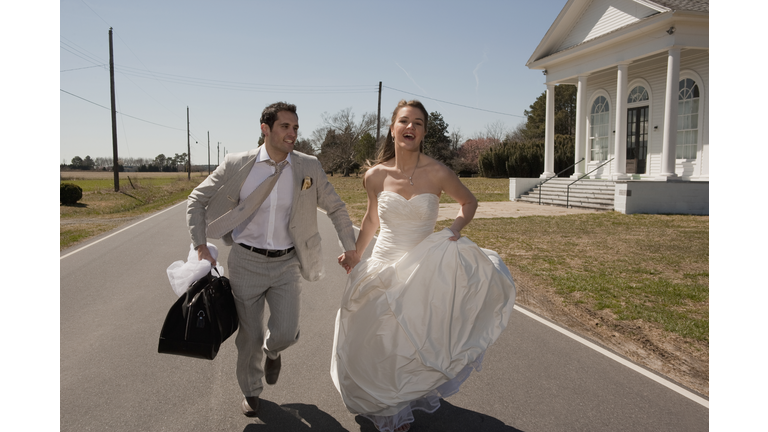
xmin=514 ymin=305 xmax=709 ymax=408
xmin=60 ymin=201 xmax=186 ymax=260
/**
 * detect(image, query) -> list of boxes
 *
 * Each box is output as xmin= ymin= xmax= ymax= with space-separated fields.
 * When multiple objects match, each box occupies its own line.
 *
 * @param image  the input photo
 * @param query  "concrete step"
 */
xmin=523 ymin=193 xmax=613 ymax=203
xmin=517 ymin=195 xmax=614 ymax=210
xmin=521 ymin=193 xmax=615 ymax=206
xmin=536 ymin=183 xmax=615 ymax=193
xmin=518 ymin=178 xmax=616 ymax=211
xmin=541 ymin=178 xmax=615 ymax=185
xmin=524 ymin=195 xmax=615 ymax=206
xmin=528 ymin=187 xmax=615 ymax=196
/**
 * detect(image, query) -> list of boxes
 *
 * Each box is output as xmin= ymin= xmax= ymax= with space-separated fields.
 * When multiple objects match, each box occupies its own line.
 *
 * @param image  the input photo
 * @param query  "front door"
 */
xmin=626 ymin=106 xmax=649 ymax=174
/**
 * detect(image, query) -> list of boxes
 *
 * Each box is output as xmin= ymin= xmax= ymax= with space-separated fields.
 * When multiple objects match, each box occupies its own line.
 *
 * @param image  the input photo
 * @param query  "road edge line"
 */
xmin=513 ymin=304 xmax=709 ymax=408
xmin=60 ymin=201 xmax=187 ymax=260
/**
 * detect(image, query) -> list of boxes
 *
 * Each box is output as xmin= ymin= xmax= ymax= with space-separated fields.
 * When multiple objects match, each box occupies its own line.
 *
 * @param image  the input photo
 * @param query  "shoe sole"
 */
xmin=241 ymin=399 xmax=259 ymax=417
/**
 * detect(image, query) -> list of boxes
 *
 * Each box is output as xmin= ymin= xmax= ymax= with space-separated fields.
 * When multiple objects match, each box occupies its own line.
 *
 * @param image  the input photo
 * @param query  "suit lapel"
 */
xmin=290 ymin=151 xmax=303 ymax=220
xmin=227 ymin=150 xmax=260 ymax=202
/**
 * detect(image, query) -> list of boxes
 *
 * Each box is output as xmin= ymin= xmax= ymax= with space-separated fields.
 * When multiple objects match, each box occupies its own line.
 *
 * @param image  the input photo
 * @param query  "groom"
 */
xmin=187 ymin=101 xmax=359 ymax=416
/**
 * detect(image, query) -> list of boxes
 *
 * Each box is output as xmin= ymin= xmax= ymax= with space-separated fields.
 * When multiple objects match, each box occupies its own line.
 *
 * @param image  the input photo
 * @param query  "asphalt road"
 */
xmin=60 ymin=201 xmax=708 ymax=431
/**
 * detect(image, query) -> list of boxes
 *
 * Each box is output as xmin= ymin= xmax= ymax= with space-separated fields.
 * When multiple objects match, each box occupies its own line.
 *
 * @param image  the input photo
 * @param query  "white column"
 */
xmin=658 ymin=47 xmax=680 ymax=180
xmin=541 ymin=83 xmax=555 ymax=179
xmin=572 ymin=75 xmax=588 ymax=178
xmin=613 ymin=63 xmax=630 ymax=180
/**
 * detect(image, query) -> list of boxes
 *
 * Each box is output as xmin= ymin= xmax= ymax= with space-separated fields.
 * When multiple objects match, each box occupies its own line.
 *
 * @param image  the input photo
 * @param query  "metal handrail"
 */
xmin=538 ymin=158 xmax=585 ymax=204
xmin=566 ymin=158 xmax=614 ymax=208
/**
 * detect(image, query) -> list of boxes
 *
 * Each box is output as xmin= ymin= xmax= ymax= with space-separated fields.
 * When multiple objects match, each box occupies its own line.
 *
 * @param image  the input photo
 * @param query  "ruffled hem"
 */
xmin=360 ymin=353 xmax=484 ymax=432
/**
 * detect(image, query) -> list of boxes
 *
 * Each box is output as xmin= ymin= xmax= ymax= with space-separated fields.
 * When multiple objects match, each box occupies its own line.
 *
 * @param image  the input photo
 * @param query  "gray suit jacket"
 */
xmin=186 ymin=147 xmax=357 ymax=282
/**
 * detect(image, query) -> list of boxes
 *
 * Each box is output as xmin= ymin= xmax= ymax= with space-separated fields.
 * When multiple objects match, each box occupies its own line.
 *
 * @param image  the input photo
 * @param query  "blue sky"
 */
xmin=59 ymin=0 xmax=567 ymax=165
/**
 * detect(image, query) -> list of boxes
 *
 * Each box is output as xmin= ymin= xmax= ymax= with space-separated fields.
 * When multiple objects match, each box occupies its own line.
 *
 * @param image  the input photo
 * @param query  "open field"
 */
xmin=60 ymin=171 xmax=206 ymax=249
xmin=60 ymin=170 xmax=212 ymax=180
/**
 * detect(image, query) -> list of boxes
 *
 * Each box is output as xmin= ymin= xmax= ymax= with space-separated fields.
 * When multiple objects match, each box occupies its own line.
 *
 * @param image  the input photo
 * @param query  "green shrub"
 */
xmin=60 ymin=183 xmax=83 ymax=205
xmin=478 ymin=134 xmax=575 ymax=178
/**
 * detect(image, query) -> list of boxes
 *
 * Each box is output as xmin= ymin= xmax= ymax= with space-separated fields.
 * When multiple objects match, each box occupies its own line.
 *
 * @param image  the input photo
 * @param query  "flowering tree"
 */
xmin=454 ymin=138 xmax=498 ymax=175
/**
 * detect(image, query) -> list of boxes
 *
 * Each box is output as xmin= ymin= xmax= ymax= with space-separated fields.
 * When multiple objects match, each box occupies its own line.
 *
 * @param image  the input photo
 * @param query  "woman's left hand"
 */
xmin=448 ymin=228 xmax=461 ymax=241
xmin=338 ymin=250 xmax=361 ymax=274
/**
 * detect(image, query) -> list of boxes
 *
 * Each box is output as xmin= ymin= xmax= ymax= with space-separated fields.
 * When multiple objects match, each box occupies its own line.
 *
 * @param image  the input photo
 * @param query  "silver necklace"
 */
xmin=405 ymin=153 xmax=420 ymax=186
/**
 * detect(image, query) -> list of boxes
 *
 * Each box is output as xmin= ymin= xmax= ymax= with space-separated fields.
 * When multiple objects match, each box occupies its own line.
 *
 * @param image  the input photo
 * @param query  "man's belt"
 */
xmin=238 ymin=243 xmax=295 ymax=258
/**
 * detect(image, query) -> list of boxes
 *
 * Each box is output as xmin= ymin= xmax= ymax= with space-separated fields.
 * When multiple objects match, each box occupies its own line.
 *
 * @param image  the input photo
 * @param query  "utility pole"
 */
xmin=109 ymin=28 xmax=119 ymax=191
xmin=207 ymin=131 xmax=211 ymax=175
xmin=186 ymin=107 xmax=191 ymax=180
xmin=377 ymin=81 xmax=382 ymax=145
xmin=217 ymin=142 xmax=220 ymax=166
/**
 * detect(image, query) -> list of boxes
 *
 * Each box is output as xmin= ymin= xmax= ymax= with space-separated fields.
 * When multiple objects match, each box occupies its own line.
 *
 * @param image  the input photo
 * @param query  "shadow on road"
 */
xmin=243 ymin=401 xmax=347 ymax=431
xmin=242 ymin=399 xmax=523 ymax=432
xmin=354 ymin=400 xmax=525 ymax=432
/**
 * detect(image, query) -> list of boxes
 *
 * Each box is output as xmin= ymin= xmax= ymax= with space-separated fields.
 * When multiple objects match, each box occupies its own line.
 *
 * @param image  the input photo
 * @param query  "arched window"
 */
xmin=590 ymin=96 xmax=610 ymax=162
xmin=676 ymin=78 xmax=700 ymax=159
xmin=627 ymin=85 xmax=649 ymax=104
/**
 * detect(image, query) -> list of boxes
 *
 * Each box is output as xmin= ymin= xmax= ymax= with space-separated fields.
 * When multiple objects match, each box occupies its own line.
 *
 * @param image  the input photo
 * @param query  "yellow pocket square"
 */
xmin=301 ymin=176 xmax=313 ymax=190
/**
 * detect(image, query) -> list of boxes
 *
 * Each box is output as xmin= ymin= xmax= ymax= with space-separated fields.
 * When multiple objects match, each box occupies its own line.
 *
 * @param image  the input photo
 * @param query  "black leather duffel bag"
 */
xmin=158 ymin=269 xmax=238 ymax=360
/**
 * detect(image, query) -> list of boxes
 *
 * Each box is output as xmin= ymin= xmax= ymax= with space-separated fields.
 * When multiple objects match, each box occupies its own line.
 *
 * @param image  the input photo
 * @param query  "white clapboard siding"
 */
xmin=557 ymin=0 xmax=660 ymax=52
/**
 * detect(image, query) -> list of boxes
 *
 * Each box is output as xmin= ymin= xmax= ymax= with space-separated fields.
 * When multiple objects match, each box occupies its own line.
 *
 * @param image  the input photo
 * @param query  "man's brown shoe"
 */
xmin=264 ymin=355 xmax=281 ymax=385
xmin=242 ymin=396 xmax=260 ymax=417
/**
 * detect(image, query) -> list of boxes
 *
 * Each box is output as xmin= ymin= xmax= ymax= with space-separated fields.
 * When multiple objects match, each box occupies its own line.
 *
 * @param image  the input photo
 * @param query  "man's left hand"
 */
xmin=338 ymin=250 xmax=361 ymax=274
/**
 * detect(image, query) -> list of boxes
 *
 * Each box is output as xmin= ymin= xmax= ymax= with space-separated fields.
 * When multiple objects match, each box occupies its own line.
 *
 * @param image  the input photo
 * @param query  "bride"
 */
xmin=331 ymin=100 xmax=516 ymax=432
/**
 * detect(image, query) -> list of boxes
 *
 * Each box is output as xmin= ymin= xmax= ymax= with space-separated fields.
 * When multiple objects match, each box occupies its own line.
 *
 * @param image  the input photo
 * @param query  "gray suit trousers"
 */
xmin=228 ymin=244 xmax=302 ymax=397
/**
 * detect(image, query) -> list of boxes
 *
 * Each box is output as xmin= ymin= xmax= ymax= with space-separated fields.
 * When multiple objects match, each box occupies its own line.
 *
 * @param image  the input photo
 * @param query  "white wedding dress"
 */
xmin=331 ymin=191 xmax=516 ymax=432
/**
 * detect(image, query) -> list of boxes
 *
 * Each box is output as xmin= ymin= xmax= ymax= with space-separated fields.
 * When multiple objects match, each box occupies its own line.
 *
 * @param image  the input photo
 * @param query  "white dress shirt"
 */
xmin=232 ymin=147 xmax=294 ymax=250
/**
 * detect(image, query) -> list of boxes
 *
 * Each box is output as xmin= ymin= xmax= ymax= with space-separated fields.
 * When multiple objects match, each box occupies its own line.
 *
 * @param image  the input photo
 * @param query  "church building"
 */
xmin=515 ymin=0 xmax=708 ymax=214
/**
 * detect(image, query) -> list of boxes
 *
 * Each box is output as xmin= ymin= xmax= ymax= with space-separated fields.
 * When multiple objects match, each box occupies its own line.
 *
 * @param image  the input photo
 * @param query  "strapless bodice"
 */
xmin=371 ymin=191 xmax=440 ymax=263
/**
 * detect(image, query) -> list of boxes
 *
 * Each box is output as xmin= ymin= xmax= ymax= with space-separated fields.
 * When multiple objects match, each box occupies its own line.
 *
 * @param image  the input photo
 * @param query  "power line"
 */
xmin=383 ymin=85 xmax=525 ymax=118
xmin=117 ymin=65 xmax=374 ymax=88
xmin=61 ymin=65 xmax=107 ymax=73
xmin=61 ymin=39 xmax=106 ymax=65
xmin=114 ymin=68 xmax=378 ymax=93
xmin=61 ymin=89 xmax=186 ymax=131
xmin=80 ymin=0 xmax=111 ymax=27
xmin=60 ymin=45 xmax=105 ymax=68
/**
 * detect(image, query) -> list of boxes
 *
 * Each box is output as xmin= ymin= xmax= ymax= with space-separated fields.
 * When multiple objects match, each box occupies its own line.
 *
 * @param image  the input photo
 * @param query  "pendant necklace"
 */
xmin=407 ymin=153 xmax=420 ymax=186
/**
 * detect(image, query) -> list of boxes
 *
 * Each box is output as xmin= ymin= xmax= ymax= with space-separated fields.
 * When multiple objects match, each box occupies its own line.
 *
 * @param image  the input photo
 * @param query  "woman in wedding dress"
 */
xmin=331 ymin=100 xmax=516 ymax=432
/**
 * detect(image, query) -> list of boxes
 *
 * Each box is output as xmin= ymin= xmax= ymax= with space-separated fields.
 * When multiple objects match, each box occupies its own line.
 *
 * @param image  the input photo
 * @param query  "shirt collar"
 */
xmin=256 ymin=145 xmax=292 ymax=166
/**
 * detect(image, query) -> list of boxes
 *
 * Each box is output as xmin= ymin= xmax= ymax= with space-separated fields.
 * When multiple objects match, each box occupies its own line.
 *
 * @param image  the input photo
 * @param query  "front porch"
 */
xmin=510 ymin=177 xmax=709 ymax=215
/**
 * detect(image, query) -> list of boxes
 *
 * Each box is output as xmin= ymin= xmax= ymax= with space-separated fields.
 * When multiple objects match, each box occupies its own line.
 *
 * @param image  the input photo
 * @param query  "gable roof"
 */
xmin=527 ymin=0 xmax=708 ymax=67
xmin=650 ymin=0 xmax=708 ymax=12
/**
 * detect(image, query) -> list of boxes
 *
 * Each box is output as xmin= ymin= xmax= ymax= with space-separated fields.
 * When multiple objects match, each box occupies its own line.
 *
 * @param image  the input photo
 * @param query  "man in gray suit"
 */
xmin=187 ymin=102 xmax=359 ymax=416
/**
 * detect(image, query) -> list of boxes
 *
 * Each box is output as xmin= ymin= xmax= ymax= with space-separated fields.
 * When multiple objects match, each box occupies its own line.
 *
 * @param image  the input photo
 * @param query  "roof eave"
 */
xmin=525 ymin=0 xmax=584 ymax=68
xmin=526 ymin=9 xmax=706 ymax=70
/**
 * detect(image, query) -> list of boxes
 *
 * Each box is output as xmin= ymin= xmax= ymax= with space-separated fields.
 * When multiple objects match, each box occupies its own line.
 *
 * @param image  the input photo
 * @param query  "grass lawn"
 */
xmin=60 ymin=171 xmax=207 ymax=249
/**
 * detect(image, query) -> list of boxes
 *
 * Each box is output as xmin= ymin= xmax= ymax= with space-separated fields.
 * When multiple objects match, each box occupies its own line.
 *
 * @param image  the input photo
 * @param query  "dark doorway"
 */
xmin=626 ymin=106 xmax=648 ymax=174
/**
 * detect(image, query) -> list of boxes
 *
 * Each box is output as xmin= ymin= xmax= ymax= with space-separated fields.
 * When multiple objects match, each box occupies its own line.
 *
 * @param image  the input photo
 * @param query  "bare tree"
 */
xmin=484 ymin=120 xmax=507 ymax=143
xmin=293 ymin=132 xmax=315 ymax=155
xmin=504 ymin=122 xmax=529 ymax=143
xmin=450 ymin=127 xmax=464 ymax=152
xmin=314 ymin=108 xmax=381 ymax=176
xmin=94 ymin=157 xmax=113 ymax=169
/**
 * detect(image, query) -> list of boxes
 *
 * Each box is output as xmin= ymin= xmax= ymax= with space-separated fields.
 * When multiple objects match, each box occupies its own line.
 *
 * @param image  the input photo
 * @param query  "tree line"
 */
xmin=62 ymin=153 xmax=190 ymax=172
xmin=62 ymin=85 xmax=577 ymax=178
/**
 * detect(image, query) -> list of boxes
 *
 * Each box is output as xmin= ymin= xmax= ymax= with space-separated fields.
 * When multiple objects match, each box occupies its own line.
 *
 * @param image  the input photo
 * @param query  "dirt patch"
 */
xmin=60 ymin=216 xmax=142 ymax=226
xmin=512 ymin=268 xmax=709 ymax=397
